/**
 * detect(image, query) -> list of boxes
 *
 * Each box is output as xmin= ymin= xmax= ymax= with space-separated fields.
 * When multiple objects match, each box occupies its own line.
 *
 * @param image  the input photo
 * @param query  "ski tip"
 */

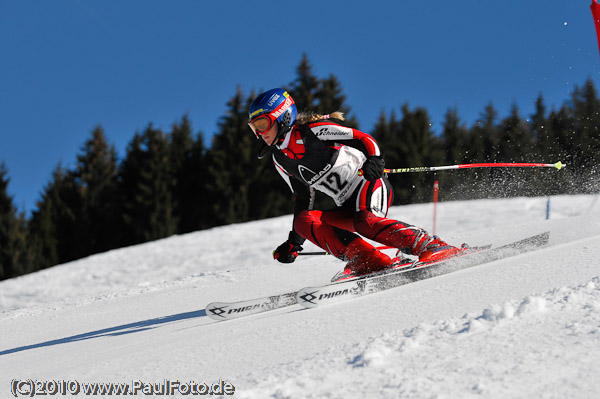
xmin=205 ymin=305 xmax=221 ymax=321
xmin=205 ymin=302 xmax=229 ymax=321
xmin=554 ymin=161 xmax=565 ymax=170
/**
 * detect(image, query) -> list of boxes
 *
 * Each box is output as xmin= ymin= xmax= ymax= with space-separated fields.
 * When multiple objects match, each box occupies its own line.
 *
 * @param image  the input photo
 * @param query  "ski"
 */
xmin=206 ymin=291 xmax=298 ymax=321
xmin=296 ymin=231 xmax=550 ymax=308
xmin=206 ymin=232 xmax=549 ymax=320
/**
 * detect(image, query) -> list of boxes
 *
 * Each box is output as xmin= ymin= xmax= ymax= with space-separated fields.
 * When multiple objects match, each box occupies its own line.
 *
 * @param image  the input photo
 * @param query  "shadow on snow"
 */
xmin=0 ymin=309 xmax=207 ymax=356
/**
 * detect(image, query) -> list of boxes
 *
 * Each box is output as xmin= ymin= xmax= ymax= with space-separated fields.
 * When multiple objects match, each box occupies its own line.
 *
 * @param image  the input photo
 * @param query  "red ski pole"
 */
xmin=358 ymin=161 xmax=565 ymax=175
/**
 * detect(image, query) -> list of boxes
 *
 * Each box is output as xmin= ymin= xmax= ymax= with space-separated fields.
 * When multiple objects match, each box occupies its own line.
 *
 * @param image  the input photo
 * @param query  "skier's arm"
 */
xmin=273 ymin=158 xmax=308 ymax=247
xmin=307 ymin=122 xmax=381 ymax=157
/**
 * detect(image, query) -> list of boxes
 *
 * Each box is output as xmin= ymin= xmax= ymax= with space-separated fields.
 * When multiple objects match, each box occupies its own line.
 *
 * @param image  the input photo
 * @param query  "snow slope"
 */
xmin=1 ymin=195 xmax=599 ymax=398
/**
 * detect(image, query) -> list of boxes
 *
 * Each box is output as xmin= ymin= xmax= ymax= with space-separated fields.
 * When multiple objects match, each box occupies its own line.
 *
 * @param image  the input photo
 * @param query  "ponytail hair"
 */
xmin=295 ymin=111 xmax=345 ymax=125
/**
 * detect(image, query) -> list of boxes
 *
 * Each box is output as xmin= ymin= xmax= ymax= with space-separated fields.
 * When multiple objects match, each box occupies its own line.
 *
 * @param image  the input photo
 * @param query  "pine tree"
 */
xmin=530 ymin=95 xmax=548 ymax=160
xmin=315 ymin=74 xmax=359 ymax=128
xmin=438 ymin=108 xmax=469 ymax=201
xmin=0 ymin=163 xmax=29 ymax=280
xmin=527 ymin=95 xmax=559 ymax=196
xmin=372 ymin=110 xmax=400 ymax=164
xmin=372 ymin=110 xmax=404 ymax=202
xmin=0 ymin=162 xmax=14 ymax=279
xmin=74 ymin=126 xmax=120 ymax=254
xmin=28 ymin=188 xmax=58 ymax=271
xmin=497 ymin=103 xmax=534 ymax=162
xmin=169 ymin=115 xmax=214 ymax=233
xmin=546 ymin=106 xmax=572 ymax=164
xmin=28 ymin=165 xmax=77 ymax=269
xmin=546 ymin=105 xmax=578 ymax=194
xmin=373 ymin=105 xmax=443 ymax=204
xmin=454 ymin=104 xmax=500 ymax=199
xmin=169 ymin=115 xmax=193 ymax=231
xmin=287 ymin=53 xmax=320 ymax=112
xmin=470 ymin=103 xmax=499 ymax=162
xmin=570 ymin=79 xmax=600 ymax=169
xmin=206 ymin=88 xmax=253 ymax=224
xmin=119 ymin=124 xmax=177 ymax=245
xmin=51 ymin=170 xmax=84 ymax=263
xmin=494 ymin=104 xmax=536 ymax=196
xmin=399 ymin=104 xmax=444 ymax=203
xmin=441 ymin=108 xmax=469 ymax=164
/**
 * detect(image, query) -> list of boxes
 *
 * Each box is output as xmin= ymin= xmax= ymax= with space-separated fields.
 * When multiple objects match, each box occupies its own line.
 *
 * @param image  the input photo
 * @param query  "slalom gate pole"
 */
xmin=591 ymin=0 xmax=600 ymax=60
xmin=433 ymin=180 xmax=439 ymax=235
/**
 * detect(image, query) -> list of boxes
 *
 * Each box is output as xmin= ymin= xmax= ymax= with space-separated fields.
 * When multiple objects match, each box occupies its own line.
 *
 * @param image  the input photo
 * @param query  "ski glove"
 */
xmin=361 ymin=156 xmax=385 ymax=181
xmin=273 ymin=240 xmax=303 ymax=263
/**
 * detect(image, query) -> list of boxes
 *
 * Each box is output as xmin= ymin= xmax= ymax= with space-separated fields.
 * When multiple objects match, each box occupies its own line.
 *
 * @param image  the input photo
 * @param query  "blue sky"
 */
xmin=1 ymin=1 xmax=597 ymax=215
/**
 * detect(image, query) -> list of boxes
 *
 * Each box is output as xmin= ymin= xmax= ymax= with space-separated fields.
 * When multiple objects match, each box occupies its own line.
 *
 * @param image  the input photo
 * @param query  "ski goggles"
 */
xmin=248 ymin=114 xmax=276 ymax=138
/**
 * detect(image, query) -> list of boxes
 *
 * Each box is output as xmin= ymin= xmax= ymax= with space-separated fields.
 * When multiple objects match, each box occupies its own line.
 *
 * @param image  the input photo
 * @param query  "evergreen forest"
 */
xmin=1 ymin=55 xmax=599 ymax=280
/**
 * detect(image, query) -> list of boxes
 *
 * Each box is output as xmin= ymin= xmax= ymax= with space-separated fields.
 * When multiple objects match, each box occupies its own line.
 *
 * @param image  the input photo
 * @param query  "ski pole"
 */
xmin=299 ymin=245 xmax=395 ymax=256
xmin=366 ymin=161 xmax=565 ymax=175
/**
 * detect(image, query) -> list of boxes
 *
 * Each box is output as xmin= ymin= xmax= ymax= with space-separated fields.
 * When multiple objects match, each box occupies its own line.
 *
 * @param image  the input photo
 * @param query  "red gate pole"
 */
xmin=591 ymin=0 xmax=600 ymax=59
xmin=433 ymin=180 xmax=439 ymax=235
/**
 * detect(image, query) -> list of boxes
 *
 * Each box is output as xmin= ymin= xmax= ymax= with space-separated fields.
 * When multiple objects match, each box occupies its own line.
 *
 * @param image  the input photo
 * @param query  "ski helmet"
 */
xmin=248 ymin=88 xmax=297 ymax=140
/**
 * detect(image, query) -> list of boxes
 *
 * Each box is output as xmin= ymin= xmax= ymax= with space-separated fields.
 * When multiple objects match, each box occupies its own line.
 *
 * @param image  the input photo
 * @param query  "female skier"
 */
xmin=248 ymin=88 xmax=460 ymax=276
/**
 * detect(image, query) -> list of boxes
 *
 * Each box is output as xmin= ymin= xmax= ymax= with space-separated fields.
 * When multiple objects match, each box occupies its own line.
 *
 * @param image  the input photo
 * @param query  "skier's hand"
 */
xmin=273 ymin=240 xmax=303 ymax=263
xmin=361 ymin=156 xmax=385 ymax=181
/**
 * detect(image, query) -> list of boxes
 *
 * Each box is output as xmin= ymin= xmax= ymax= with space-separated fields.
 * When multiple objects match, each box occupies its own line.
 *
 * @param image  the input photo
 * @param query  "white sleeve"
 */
xmin=309 ymin=123 xmax=381 ymax=156
xmin=309 ymin=123 xmax=354 ymax=141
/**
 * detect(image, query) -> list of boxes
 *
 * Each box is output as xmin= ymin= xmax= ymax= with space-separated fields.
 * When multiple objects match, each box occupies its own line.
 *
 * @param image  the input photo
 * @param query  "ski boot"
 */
xmin=413 ymin=231 xmax=462 ymax=263
xmin=342 ymin=238 xmax=394 ymax=277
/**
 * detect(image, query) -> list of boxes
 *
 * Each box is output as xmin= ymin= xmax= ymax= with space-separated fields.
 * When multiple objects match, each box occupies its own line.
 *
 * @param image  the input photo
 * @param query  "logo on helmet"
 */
xmin=268 ymin=94 xmax=280 ymax=107
xmin=271 ymin=97 xmax=293 ymax=119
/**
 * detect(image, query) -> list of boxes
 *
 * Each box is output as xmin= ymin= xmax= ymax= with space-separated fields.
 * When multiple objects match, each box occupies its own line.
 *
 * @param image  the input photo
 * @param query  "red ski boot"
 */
xmin=342 ymin=238 xmax=394 ymax=277
xmin=413 ymin=231 xmax=461 ymax=263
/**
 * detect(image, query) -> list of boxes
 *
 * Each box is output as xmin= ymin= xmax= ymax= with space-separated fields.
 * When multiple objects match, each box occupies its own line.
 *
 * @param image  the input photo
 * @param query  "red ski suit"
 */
xmin=272 ymin=119 xmax=425 ymax=261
